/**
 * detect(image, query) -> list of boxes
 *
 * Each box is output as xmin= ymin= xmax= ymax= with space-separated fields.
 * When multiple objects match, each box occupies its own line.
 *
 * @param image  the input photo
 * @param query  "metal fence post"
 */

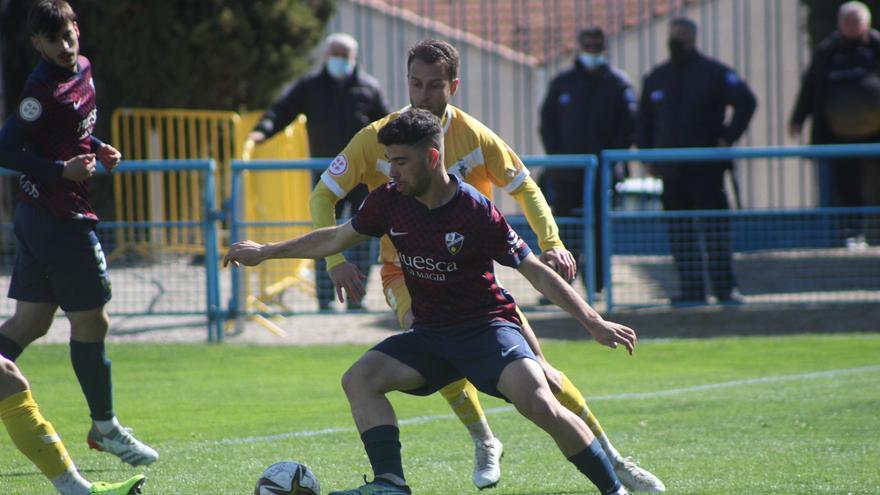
xmin=583 ymin=155 xmax=597 ymax=307
xmin=202 ymin=159 xmax=222 ymax=342
xmin=600 ymin=152 xmax=614 ymax=312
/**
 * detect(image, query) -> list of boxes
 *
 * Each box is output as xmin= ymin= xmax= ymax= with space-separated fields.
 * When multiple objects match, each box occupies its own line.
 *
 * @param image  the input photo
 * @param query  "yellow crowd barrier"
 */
xmin=237 ymin=113 xmax=315 ymax=335
xmin=110 ymin=108 xmax=240 ymax=259
xmin=111 ymin=107 xmax=317 ymax=336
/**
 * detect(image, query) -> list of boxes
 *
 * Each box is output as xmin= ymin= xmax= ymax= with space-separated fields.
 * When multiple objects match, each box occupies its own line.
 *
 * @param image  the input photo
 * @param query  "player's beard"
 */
xmin=396 ymin=168 xmax=431 ymax=197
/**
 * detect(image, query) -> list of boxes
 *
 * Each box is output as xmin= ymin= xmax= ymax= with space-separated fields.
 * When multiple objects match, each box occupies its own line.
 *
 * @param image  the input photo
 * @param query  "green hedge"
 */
xmin=3 ymin=0 xmax=335 ymax=128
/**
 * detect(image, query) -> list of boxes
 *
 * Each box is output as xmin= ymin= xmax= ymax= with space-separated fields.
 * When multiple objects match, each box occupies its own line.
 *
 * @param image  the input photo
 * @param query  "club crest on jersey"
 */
xmin=328 ymin=155 xmax=348 ymax=176
xmin=445 ymin=232 xmax=464 ymax=255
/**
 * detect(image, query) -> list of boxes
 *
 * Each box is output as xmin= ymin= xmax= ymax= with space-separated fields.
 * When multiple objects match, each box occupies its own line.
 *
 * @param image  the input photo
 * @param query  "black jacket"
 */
xmin=790 ymin=30 xmax=880 ymax=144
xmin=637 ymin=51 xmax=756 ymax=151
xmin=540 ymin=59 xmax=636 ymax=155
xmin=253 ymin=65 xmax=390 ymax=157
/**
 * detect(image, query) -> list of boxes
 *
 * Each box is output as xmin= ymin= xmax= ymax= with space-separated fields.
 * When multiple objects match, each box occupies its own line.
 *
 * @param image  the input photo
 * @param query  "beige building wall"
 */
xmin=331 ymin=0 xmax=814 ymax=209
xmin=541 ymin=0 xmax=814 ymax=208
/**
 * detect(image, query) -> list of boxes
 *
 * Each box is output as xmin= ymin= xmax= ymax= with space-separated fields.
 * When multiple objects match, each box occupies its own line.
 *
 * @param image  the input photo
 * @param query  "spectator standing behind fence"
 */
xmin=539 ymin=27 xmax=636 ymax=296
xmin=637 ymin=17 xmax=756 ymax=306
xmin=248 ymin=33 xmax=391 ymax=310
xmin=790 ymin=1 xmax=880 ymax=249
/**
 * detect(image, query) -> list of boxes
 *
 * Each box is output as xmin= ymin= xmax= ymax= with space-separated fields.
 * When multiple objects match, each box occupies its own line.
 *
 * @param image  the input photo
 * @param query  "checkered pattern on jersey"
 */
xmin=15 ymin=56 xmax=98 ymax=220
xmin=353 ymin=179 xmax=531 ymax=328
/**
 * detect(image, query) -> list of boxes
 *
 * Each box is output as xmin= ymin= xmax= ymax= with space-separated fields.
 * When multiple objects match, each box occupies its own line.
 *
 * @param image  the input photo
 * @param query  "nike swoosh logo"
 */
xmin=72 ymin=100 xmax=82 ymax=110
xmin=390 ymin=228 xmax=408 ymax=237
xmin=500 ymin=345 xmax=519 ymax=357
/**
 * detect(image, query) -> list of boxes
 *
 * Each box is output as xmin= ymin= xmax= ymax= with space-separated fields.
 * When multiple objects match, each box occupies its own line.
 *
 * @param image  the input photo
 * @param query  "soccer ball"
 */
xmin=254 ymin=461 xmax=321 ymax=495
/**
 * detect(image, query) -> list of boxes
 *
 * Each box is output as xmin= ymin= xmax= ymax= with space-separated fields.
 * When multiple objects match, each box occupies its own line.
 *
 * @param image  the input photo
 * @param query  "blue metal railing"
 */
xmin=0 ymin=159 xmax=222 ymax=341
xmin=6 ymin=143 xmax=877 ymax=338
xmin=228 ymin=155 xmax=598 ymax=320
xmin=601 ymin=144 xmax=880 ymax=311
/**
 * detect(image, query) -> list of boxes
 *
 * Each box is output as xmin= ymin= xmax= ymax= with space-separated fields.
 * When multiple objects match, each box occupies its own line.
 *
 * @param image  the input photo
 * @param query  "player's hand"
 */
xmin=223 ymin=240 xmax=266 ymax=268
xmin=585 ymin=319 xmax=637 ymax=355
xmin=539 ymin=247 xmax=576 ymax=282
xmin=328 ymin=261 xmax=367 ymax=304
xmin=248 ymin=131 xmax=267 ymax=144
xmin=538 ymin=358 xmax=565 ymax=394
xmin=62 ymin=153 xmax=96 ymax=182
xmin=97 ymin=143 xmax=122 ymax=172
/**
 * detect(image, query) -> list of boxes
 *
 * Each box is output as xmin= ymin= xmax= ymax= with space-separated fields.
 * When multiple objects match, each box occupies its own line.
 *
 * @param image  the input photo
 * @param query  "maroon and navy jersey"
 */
xmin=352 ymin=178 xmax=532 ymax=328
xmin=0 ymin=56 xmax=99 ymax=220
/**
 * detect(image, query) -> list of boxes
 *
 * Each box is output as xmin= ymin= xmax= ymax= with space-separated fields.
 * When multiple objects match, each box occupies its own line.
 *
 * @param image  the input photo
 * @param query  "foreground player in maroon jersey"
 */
xmin=0 ymin=0 xmax=157 ymax=468
xmin=225 ymin=109 xmax=636 ymax=495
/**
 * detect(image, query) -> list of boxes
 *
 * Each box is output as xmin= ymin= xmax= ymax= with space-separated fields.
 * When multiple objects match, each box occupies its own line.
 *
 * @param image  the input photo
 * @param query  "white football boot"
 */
xmin=87 ymin=424 xmax=159 ymax=466
xmin=472 ymin=437 xmax=503 ymax=490
xmin=612 ymin=456 xmax=665 ymax=492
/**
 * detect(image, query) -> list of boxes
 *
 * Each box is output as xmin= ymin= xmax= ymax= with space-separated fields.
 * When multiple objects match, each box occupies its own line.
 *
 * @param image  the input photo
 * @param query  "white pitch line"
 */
xmin=174 ymin=364 xmax=880 ymax=450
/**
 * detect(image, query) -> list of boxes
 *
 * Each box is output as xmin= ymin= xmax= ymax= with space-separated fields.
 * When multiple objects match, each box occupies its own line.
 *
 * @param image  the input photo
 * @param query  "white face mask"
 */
xmin=578 ymin=52 xmax=607 ymax=70
xmin=326 ymin=56 xmax=354 ymax=79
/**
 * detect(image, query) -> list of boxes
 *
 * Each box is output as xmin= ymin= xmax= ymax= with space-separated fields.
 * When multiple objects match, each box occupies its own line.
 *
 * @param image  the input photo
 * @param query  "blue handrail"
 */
xmin=600 ymin=144 xmax=880 ymax=311
xmin=227 ymin=155 xmax=599 ymax=316
xmin=0 ymin=159 xmax=222 ymax=341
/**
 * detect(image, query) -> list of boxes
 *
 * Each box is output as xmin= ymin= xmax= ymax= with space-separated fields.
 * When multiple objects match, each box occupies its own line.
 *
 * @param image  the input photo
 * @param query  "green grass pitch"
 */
xmin=1 ymin=334 xmax=878 ymax=494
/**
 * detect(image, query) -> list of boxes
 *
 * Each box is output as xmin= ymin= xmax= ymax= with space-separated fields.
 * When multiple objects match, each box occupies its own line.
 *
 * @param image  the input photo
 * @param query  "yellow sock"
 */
xmin=0 ymin=390 xmax=74 ymax=478
xmin=554 ymin=373 xmax=605 ymax=436
xmin=440 ymin=379 xmax=484 ymax=424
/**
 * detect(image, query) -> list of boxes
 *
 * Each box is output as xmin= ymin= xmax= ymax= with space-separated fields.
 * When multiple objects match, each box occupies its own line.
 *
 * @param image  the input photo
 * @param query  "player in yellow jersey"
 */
xmin=1 ymin=355 xmax=145 ymax=494
xmin=309 ymin=39 xmax=664 ymax=493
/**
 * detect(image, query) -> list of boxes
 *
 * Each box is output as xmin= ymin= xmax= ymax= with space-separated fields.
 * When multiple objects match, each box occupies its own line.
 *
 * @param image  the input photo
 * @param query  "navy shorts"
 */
xmin=372 ymin=319 xmax=538 ymax=401
xmin=9 ymin=203 xmax=112 ymax=312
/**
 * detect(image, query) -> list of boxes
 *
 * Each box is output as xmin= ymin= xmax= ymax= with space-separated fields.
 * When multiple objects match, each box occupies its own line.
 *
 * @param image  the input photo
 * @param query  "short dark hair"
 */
xmin=407 ymin=39 xmax=460 ymax=81
xmin=28 ymin=0 xmax=76 ymax=38
xmin=377 ymin=108 xmax=443 ymax=152
xmin=578 ymin=27 xmax=605 ymax=46
xmin=669 ymin=17 xmax=698 ymax=38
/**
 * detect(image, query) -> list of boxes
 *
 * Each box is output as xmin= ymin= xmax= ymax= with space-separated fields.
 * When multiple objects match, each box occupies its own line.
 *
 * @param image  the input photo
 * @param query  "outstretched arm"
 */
xmin=223 ymin=221 xmax=369 ymax=268
xmin=516 ymin=253 xmax=636 ymax=354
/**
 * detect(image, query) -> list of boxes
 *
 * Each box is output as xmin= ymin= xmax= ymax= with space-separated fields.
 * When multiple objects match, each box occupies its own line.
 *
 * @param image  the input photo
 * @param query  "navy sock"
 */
xmin=0 ymin=334 xmax=23 ymax=361
xmin=568 ymin=439 xmax=622 ymax=495
xmin=69 ymin=340 xmax=114 ymax=421
xmin=360 ymin=425 xmax=405 ymax=484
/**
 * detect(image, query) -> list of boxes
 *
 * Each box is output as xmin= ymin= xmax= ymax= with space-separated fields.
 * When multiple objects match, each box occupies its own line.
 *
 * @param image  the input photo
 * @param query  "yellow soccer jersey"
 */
xmin=314 ymin=104 xmax=560 ymax=266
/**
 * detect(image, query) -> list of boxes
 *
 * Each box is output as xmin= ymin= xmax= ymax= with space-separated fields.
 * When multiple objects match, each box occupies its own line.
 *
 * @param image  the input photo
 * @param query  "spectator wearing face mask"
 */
xmin=248 ymin=33 xmax=391 ymax=311
xmin=637 ymin=17 xmax=756 ymax=306
xmin=539 ymin=27 xmax=637 ymax=296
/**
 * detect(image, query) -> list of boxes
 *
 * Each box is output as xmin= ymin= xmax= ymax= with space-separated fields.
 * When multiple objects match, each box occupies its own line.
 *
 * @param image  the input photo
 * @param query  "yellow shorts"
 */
xmin=380 ymin=263 xmax=412 ymax=329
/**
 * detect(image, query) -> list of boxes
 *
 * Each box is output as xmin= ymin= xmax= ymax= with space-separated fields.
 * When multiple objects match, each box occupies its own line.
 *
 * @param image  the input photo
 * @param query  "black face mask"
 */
xmin=668 ymin=39 xmax=695 ymax=63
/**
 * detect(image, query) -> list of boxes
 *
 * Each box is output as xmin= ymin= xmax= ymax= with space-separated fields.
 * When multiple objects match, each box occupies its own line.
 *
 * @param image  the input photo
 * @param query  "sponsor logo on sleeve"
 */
xmin=18 ymin=97 xmax=42 ymax=122
xmin=328 ymin=155 xmax=349 ymax=176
